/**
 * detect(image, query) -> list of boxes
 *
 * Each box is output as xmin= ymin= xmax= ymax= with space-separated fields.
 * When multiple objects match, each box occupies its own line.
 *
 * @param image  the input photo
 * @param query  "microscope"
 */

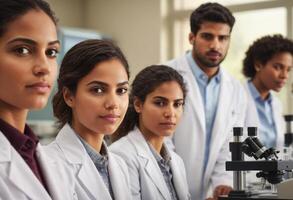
xmin=219 ymin=127 xmax=293 ymax=200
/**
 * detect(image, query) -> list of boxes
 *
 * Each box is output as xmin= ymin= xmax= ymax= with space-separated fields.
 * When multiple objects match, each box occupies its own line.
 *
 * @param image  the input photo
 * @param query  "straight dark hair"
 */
xmin=0 ymin=0 xmax=57 ymax=37
xmin=53 ymin=39 xmax=130 ymax=129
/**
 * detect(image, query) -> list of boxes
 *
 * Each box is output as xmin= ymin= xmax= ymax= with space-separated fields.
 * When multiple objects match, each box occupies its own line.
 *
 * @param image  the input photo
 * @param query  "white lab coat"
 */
xmin=0 ymin=130 xmax=72 ymax=200
xmin=45 ymin=124 xmax=131 ymax=200
xmin=166 ymin=54 xmax=247 ymax=200
xmin=243 ymin=81 xmax=285 ymax=150
xmin=110 ymin=127 xmax=191 ymax=200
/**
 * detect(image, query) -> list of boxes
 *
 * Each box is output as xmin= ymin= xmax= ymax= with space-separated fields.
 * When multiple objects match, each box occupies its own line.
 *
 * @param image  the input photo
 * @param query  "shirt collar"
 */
xmin=77 ymin=134 xmax=109 ymax=163
xmin=186 ymin=51 xmax=221 ymax=84
xmin=0 ymin=118 xmax=38 ymax=152
xmin=148 ymin=142 xmax=171 ymax=165
xmin=248 ymin=80 xmax=272 ymax=103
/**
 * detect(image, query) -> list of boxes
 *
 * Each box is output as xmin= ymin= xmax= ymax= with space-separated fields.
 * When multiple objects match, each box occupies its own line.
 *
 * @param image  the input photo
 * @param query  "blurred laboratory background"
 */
xmin=28 ymin=0 xmax=293 ymax=143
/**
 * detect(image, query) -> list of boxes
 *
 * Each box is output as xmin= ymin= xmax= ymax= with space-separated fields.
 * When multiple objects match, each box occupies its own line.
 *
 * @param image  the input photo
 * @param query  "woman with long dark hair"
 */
xmin=110 ymin=65 xmax=191 ymax=200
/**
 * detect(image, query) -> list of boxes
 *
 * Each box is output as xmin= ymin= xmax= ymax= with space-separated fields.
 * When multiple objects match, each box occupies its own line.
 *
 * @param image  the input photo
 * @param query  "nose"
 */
xmin=32 ymin=53 xmax=50 ymax=76
xmin=104 ymin=92 xmax=119 ymax=110
xmin=163 ymin=105 xmax=175 ymax=118
xmin=280 ymin=68 xmax=289 ymax=79
xmin=210 ymin=38 xmax=220 ymax=50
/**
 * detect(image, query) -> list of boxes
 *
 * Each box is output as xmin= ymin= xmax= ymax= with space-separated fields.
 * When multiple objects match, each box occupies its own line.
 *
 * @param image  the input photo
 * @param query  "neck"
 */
xmin=0 ymin=101 xmax=28 ymax=133
xmin=144 ymin=134 xmax=164 ymax=154
xmin=72 ymin=119 xmax=104 ymax=152
xmin=79 ymin=132 xmax=104 ymax=152
xmin=252 ymin=78 xmax=270 ymax=100
xmin=192 ymin=53 xmax=219 ymax=79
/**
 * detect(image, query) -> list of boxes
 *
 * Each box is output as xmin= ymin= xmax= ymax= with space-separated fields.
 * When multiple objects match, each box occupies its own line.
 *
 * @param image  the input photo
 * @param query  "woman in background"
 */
xmin=243 ymin=34 xmax=293 ymax=149
xmin=110 ymin=65 xmax=191 ymax=200
xmin=0 ymin=0 xmax=70 ymax=199
xmin=46 ymin=39 xmax=131 ymax=200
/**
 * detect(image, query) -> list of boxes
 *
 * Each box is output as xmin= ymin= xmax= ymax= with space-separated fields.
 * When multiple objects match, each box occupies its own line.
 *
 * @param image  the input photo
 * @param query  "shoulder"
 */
xmin=44 ymin=140 xmax=66 ymax=161
xmin=165 ymin=54 xmax=188 ymax=70
xmin=110 ymin=136 xmax=137 ymax=162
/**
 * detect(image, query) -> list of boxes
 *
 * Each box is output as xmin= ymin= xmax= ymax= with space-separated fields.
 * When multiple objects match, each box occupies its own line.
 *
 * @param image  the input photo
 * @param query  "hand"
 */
xmin=213 ymin=185 xmax=232 ymax=200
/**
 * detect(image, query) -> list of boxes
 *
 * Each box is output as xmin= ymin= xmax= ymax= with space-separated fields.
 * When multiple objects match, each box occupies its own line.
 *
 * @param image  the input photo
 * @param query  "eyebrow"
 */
xmin=87 ymin=80 xmax=129 ymax=87
xmin=153 ymin=96 xmax=184 ymax=101
xmin=7 ymin=37 xmax=60 ymax=46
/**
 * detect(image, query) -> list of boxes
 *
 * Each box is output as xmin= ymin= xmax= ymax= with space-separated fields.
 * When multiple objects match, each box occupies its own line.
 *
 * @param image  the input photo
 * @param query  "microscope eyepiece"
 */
xmin=233 ymin=127 xmax=243 ymax=136
xmin=247 ymin=127 xmax=257 ymax=136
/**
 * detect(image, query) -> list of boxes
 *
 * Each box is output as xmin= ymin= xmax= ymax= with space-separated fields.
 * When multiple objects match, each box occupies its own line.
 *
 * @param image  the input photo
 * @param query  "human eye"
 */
xmin=219 ymin=35 xmax=229 ymax=42
xmin=13 ymin=46 xmax=31 ymax=56
xmin=46 ymin=48 xmax=59 ymax=58
xmin=273 ymin=64 xmax=282 ymax=70
xmin=90 ymin=86 xmax=104 ymax=94
xmin=201 ymin=33 xmax=213 ymax=41
xmin=154 ymin=100 xmax=166 ymax=107
xmin=116 ymin=87 xmax=128 ymax=95
xmin=174 ymin=100 xmax=184 ymax=108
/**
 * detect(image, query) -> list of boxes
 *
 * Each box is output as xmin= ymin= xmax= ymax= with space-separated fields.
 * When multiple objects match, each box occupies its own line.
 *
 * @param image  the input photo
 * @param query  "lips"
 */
xmin=159 ymin=122 xmax=176 ymax=128
xmin=206 ymin=51 xmax=222 ymax=60
xmin=276 ymin=81 xmax=286 ymax=88
xmin=100 ymin=114 xmax=120 ymax=123
xmin=26 ymin=82 xmax=51 ymax=94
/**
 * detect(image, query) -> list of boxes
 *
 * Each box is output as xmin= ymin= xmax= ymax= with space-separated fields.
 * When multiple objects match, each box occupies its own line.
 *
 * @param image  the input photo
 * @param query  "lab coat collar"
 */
xmin=0 ymin=131 xmax=53 ymax=200
xmin=127 ymin=127 xmax=171 ymax=200
xmin=55 ymin=124 xmax=112 ymax=199
xmin=55 ymin=123 xmax=87 ymax=164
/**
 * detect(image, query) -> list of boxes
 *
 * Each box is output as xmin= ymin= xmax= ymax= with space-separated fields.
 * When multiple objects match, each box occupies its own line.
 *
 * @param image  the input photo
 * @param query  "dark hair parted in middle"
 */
xmin=53 ymin=39 xmax=129 ymax=128
xmin=243 ymin=34 xmax=293 ymax=79
xmin=190 ymin=2 xmax=235 ymax=35
xmin=114 ymin=65 xmax=187 ymax=140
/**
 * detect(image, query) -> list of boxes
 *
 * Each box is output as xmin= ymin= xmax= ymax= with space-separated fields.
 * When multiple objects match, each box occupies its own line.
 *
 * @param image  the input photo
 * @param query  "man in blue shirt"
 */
xmin=166 ymin=3 xmax=247 ymax=200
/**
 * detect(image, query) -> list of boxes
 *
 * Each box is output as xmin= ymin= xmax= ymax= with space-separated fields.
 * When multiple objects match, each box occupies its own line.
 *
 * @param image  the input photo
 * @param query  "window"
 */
xmin=164 ymin=0 xmax=293 ymax=113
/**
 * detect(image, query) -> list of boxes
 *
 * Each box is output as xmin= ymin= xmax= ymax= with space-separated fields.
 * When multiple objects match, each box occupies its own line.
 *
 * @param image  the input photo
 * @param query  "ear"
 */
xmin=133 ymin=97 xmax=143 ymax=113
xmin=254 ymin=61 xmax=262 ymax=72
xmin=189 ymin=32 xmax=195 ymax=45
xmin=63 ymin=87 xmax=75 ymax=108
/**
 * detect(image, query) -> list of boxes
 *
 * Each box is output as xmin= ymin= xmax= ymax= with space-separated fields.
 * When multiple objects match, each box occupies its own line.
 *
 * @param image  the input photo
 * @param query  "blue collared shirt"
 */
xmin=186 ymin=51 xmax=221 ymax=172
xmin=248 ymin=81 xmax=277 ymax=148
xmin=148 ymin=143 xmax=178 ymax=200
xmin=78 ymin=136 xmax=114 ymax=199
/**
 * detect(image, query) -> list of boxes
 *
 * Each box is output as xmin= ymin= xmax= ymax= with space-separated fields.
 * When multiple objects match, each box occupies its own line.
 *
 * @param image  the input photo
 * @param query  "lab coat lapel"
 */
xmin=179 ymin=55 xmax=205 ymax=134
xmin=169 ymin=153 xmax=188 ymax=199
xmin=108 ymin=154 xmax=128 ymax=199
xmin=129 ymin=129 xmax=171 ymax=200
xmin=271 ymin=97 xmax=283 ymax=148
xmin=7 ymin=143 xmax=51 ymax=200
xmin=56 ymin=124 xmax=111 ymax=200
xmin=76 ymin=161 xmax=112 ymax=200
xmin=207 ymin=72 xmax=233 ymax=175
xmin=36 ymin=144 xmax=63 ymax=200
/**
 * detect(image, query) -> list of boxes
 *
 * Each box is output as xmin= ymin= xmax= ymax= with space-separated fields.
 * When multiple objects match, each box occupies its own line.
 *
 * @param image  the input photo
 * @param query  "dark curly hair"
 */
xmin=113 ymin=65 xmax=187 ymax=141
xmin=243 ymin=34 xmax=293 ymax=78
xmin=190 ymin=2 xmax=235 ymax=35
xmin=53 ymin=39 xmax=129 ymax=128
